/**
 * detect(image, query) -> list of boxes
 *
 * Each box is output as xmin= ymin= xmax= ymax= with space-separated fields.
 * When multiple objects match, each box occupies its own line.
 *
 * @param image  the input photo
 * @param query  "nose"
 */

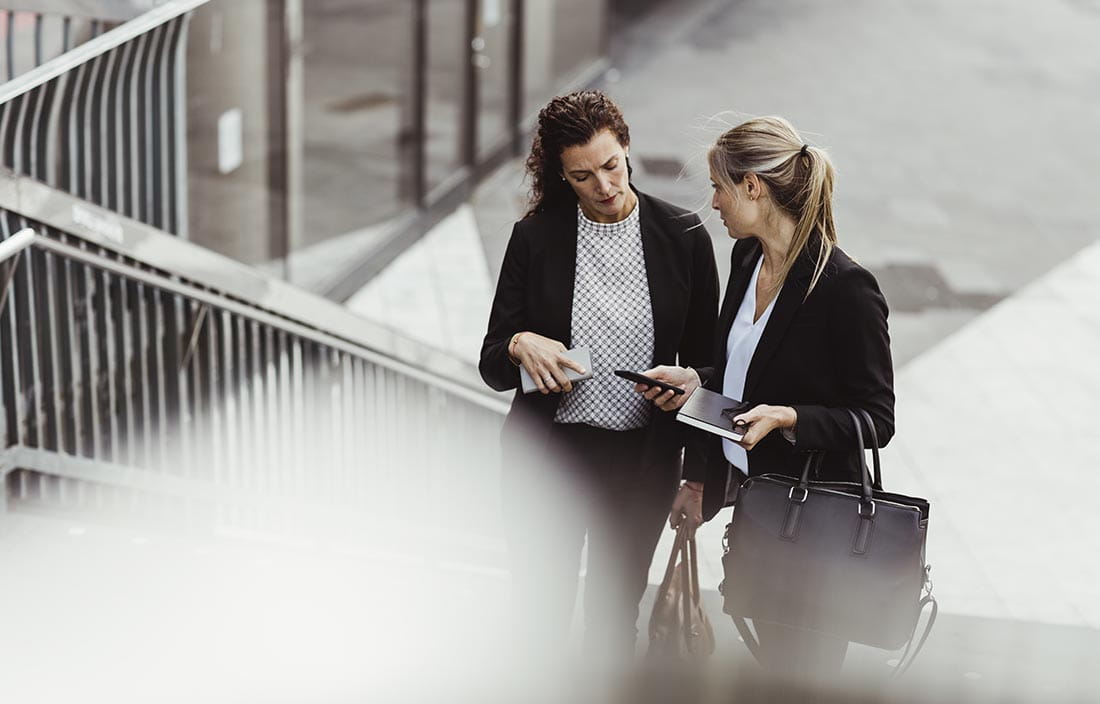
xmin=596 ymin=174 xmax=613 ymax=196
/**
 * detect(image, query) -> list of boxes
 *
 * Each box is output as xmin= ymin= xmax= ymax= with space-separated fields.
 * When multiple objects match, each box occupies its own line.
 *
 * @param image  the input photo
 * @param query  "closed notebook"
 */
xmin=519 ymin=346 xmax=594 ymax=394
xmin=676 ymin=387 xmax=752 ymax=441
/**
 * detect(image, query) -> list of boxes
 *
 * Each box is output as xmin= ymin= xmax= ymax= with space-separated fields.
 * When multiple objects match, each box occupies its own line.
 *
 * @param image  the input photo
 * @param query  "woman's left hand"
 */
xmin=733 ymin=404 xmax=797 ymax=451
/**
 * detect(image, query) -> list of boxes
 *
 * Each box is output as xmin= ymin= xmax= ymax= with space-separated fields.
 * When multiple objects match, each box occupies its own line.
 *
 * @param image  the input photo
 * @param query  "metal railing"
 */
xmin=2 ymin=8 xmax=118 ymax=84
xmin=0 ymin=1 xmax=510 ymax=557
xmin=0 ymin=0 xmax=198 ymax=238
xmin=0 ymin=197 xmax=507 ymax=550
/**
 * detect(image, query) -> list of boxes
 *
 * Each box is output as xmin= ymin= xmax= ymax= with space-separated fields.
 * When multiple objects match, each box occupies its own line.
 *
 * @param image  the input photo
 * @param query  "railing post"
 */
xmin=0 ymin=457 xmax=9 ymax=527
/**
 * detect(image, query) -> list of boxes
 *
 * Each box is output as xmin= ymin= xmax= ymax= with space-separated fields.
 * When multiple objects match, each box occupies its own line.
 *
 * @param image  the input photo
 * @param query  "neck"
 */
xmin=756 ymin=214 xmax=797 ymax=277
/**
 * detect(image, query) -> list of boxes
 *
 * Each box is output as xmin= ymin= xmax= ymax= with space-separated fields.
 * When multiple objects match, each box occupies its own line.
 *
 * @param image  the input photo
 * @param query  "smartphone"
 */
xmin=613 ymin=370 xmax=686 ymax=395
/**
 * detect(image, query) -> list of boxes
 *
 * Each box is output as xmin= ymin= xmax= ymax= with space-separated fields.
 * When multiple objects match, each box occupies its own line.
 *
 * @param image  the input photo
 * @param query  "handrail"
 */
xmin=0 ymin=170 xmax=502 ymax=408
xmin=2 ymin=2 xmax=167 ymax=22
xmin=0 ymin=225 xmax=33 ymax=260
xmin=0 ymin=0 xmax=207 ymax=104
xmin=0 ymin=225 xmax=508 ymax=414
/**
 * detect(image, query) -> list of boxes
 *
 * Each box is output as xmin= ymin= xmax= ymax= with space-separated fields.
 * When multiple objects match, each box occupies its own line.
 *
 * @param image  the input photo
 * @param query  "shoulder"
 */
xmin=639 ymin=190 xmax=696 ymax=220
xmin=637 ymin=190 xmax=708 ymax=248
xmin=811 ymin=245 xmax=888 ymax=313
xmin=638 ymin=190 xmax=701 ymax=228
xmin=510 ymin=206 xmax=574 ymax=248
xmin=821 ymin=247 xmax=880 ymax=290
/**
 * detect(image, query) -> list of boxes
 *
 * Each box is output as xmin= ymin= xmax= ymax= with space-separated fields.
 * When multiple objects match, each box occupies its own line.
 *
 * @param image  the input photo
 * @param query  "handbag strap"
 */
xmin=855 ymin=408 xmax=883 ymax=490
xmin=657 ymin=524 xmax=688 ymax=595
xmin=686 ymin=534 xmax=702 ymax=603
xmin=845 ymin=409 xmax=874 ymax=504
xmin=679 ymin=538 xmax=693 ymax=642
xmin=891 ymin=594 xmax=938 ymax=677
xmin=730 ymin=614 xmax=763 ymax=662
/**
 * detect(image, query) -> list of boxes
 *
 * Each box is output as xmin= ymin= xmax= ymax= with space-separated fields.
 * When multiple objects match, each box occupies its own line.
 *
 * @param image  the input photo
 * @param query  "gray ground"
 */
xmin=476 ymin=0 xmax=1100 ymax=366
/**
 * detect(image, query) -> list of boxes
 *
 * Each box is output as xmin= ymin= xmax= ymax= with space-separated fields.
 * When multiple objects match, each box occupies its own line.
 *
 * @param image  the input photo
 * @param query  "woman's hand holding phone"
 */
xmin=633 ymin=365 xmax=700 ymax=411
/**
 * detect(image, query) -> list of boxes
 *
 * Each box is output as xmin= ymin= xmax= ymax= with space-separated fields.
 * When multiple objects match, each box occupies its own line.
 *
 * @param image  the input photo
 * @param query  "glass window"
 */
xmin=474 ymin=0 xmax=513 ymax=161
xmin=426 ymin=0 xmax=467 ymax=193
xmin=523 ymin=0 xmax=607 ymax=118
xmin=297 ymin=0 xmax=416 ymax=270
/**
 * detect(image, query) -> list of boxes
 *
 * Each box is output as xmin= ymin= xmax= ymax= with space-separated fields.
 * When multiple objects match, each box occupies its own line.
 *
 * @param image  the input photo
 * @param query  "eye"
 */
xmin=603 ymin=161 xmax=618 ymax=171
xmin=574 ymin=175 xmax=587 ymax=182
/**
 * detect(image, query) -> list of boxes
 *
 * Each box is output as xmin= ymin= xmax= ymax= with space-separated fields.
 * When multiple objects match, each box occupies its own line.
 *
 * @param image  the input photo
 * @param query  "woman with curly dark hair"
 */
xmin=479 ymin=90 xmax=719 ymax=659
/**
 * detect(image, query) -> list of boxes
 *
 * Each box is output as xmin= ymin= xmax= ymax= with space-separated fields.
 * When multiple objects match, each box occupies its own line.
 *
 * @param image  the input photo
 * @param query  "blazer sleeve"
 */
xmin=679 ymin=220 xmax=720 ymax=483
xmin=790 ymin=266 xmax=896 ymax=450
xmin=479 ymin=223 xmax=528 ymax=392
xmin=679 ymin=218 xmax=720 ymax=370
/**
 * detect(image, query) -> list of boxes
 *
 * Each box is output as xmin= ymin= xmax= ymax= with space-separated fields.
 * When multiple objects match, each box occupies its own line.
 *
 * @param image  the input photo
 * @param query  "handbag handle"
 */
xmin=855 ymin=408 xmax=883 ymax=490
xmin=657 ymin=523 xmax=688 ymax=595
xmin=845 ymin=408 xmax=874 ymax=506
xmin=794 ymin=409 xmax=882 ymax=503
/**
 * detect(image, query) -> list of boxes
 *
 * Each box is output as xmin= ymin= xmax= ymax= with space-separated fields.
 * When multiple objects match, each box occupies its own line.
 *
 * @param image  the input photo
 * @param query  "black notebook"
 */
xmin=675 ymin=387 xmax=752 ymax=441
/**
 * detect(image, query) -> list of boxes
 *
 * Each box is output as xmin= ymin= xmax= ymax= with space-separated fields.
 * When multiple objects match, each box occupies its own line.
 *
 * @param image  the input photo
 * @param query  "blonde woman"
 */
xmin=636 ymin=116 xmax=895 ymax=674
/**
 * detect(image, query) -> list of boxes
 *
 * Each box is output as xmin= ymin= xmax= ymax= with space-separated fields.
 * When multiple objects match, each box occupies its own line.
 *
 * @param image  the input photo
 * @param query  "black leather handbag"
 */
xmin=720 ymin=409 xmax=936 ymax=675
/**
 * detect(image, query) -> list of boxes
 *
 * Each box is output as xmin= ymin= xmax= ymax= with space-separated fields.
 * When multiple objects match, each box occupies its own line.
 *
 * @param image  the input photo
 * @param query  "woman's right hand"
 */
xmin=669 ymin=482 xmax=704 ymax=538
xmin=511 ymin=332 xmax=586 ymax=394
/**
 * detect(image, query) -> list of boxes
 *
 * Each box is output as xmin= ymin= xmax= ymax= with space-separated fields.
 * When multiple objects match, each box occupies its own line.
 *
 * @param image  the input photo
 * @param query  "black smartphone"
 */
xmin=613 ymin=369 xmax=686 ymax=395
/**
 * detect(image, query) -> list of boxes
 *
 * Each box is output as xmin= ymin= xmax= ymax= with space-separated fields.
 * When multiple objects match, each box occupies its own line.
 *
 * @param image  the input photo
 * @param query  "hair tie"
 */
xmin=800 ymin=144 xmax=809 ymax=157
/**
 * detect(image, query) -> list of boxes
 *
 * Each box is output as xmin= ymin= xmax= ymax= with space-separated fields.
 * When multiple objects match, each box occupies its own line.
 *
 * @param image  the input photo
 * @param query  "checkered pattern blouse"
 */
xmin=554 ymin=202 xmax=655 ymax=430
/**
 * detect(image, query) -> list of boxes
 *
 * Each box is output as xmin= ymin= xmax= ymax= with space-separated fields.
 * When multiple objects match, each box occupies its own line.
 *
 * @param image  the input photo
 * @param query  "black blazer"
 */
xmin=480 ymin=190 xmax=719 ymax=476
xmin=685 ymin=236 xmax=895 ymax=520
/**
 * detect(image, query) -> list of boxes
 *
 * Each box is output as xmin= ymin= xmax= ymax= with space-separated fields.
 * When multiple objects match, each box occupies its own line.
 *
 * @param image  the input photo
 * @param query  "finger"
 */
xmin=643 ymin=386 xmax=662 ymax=401
xmin=657 ymin=394 xmax=683 ymax=412
xmin=559 ymin=357 xmax=586 ymax=375
xmin=633 ymin=383 xmax=651 ymax=394
xmin=548 ymin=366 xmax=570 ymax=393
xmin=536 ymin=366 xmax=559 ymax=393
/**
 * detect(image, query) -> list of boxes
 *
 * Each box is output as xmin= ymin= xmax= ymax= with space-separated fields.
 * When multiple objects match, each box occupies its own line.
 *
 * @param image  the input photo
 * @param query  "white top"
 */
xmin=723 ymin=255 xmax=780 ymax=473
xmin=554 ymin=201 xmax=655 ymax=430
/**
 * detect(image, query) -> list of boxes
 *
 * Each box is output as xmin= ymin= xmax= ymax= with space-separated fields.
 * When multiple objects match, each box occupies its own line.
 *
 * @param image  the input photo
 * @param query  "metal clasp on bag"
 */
xmin=858 ymin=499 xmax=876 ymax=518
xmin=788 ymin=486 xmax=808 ymax=504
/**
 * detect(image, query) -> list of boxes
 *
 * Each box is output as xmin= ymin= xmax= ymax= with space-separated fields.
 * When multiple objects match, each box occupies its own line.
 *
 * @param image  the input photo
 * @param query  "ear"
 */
xmin=744 ymin=173 xmax=763 ymax=201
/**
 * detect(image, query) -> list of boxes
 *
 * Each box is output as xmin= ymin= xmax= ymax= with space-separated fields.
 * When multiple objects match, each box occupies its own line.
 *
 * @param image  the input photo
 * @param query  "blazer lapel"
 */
xmin=543 ymin=206 xmax=579 ymax=346
xmin=710 ymin=239 xmax=760 ymax=390
xmin=742 ymin=246 xmax=815 ymax=399
xmin=637 ymin=192 xmax=675 ymax=361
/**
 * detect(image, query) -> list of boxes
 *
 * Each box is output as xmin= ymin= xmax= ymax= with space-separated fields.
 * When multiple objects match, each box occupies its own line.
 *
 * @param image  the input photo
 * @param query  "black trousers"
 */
xmin=502 ymin=422 xmax=680 ymax=658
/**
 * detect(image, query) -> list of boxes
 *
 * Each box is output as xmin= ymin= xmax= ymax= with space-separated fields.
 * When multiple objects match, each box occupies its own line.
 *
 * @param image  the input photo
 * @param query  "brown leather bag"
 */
xmin=648 ymin=524 xmax=715 ymax=659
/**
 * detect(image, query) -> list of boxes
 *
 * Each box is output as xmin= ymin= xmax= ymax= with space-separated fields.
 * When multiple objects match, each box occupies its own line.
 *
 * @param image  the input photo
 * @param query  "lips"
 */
xmin=598 ymin=195 xmax=617 ymax=205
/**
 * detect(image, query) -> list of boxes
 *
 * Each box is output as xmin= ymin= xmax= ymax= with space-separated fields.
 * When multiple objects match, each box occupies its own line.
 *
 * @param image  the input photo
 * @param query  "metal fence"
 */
xmin=0 ymin=1 xmax=196 ymax=237
xmin=0 ymin=1 xmax=510 ymax=556
xmin=0 ymin=213 xmax=508 ymax=552
xmin=1 ymin=9 xmax=118 ymax=83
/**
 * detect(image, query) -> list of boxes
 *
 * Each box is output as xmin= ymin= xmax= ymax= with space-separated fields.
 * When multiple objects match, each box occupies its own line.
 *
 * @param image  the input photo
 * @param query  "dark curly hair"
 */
xmin=523 ymin=90 xmax=631 ymax=218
